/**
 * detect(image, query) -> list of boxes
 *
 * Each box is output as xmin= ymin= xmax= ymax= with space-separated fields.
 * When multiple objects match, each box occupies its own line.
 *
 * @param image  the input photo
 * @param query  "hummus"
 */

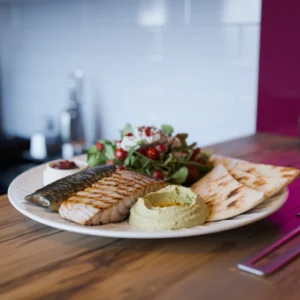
xmin=129 ymin=185 xmax=209 ymax=230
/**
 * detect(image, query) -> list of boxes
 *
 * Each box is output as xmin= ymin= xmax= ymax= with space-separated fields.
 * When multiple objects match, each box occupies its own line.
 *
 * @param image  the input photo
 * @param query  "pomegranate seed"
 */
xmin=152 ymin=170 xmax=164 ymax=180
xmin=145 ymin=127 xmax=151 ymax=137
xmin=156 ymin=144 xmax=166 ymax=153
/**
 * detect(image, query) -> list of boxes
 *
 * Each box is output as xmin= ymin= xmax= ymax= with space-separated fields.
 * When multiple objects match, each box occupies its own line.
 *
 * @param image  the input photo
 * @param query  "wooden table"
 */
xmin=1 ymin=134 xmax=299 ymax=300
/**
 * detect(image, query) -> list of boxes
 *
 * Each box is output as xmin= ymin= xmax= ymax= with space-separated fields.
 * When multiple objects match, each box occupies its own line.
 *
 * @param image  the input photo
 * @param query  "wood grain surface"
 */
xmin=1 ymin=134 xmax=300 ymax=300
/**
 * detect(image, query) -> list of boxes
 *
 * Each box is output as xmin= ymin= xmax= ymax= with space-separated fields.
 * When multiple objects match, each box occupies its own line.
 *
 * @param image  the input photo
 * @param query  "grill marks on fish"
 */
xmin=59 ymin=170 xmax=166 ymax=225
xmin=25 ymin=165 xmax=115 ymax=211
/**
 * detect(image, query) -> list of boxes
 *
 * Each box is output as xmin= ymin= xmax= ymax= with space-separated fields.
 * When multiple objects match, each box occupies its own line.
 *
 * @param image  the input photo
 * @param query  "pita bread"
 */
xmin=191 ymin=164 xmax=265 ymax=221
xmin=210 ymin=155 xmax=299 ymax=185
xmin=210 ymin=155 xmax=239 ymax=170
xmin=229 ymin=168 xmax=289 ymax=199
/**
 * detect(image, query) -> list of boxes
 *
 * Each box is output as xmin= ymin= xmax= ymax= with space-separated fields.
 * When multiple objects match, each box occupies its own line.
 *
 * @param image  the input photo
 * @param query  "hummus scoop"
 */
xmin=129 ymin=185 xmax=209 ymax=230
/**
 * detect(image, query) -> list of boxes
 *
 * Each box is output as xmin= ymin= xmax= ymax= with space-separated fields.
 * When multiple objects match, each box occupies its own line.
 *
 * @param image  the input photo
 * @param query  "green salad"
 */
xmin=86 ymin=124 xmax=213 ymax=185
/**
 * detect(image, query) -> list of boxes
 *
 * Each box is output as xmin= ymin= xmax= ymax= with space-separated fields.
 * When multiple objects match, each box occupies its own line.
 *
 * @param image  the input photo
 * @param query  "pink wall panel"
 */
xmin=257 ymin=0 xmax=300 ymax=136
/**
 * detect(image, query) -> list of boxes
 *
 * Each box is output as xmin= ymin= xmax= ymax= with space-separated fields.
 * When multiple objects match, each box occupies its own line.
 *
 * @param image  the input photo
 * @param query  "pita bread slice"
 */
xmin=210 ymin=154 xmax=239 ymax=170
xmin=191 ymin=164 xmax=265 ymax=221
xmin=229 ymin=168 xmax=289 ymax=199
xmin=210 ymin=155 xmax=299 ymax=185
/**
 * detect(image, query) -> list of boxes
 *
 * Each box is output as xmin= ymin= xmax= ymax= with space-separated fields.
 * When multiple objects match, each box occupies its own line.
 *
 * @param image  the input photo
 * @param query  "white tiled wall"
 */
xmin=0 ymin=0 xmax=261 ymax=146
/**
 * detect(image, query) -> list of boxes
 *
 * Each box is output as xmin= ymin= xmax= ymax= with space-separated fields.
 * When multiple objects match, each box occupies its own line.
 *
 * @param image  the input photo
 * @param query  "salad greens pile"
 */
xmin=86 ymin=124 xmax=213 ymax=185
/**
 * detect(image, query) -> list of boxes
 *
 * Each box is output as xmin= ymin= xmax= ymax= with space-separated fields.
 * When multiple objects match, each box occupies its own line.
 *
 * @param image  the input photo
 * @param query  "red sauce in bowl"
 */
xmin=52 ymin=160 xmax=79 ymax=170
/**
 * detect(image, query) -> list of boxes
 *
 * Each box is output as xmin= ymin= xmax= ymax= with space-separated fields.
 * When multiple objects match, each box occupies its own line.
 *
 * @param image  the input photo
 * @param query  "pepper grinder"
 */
xmin=60 ymin=70 xmax=85 ymax=157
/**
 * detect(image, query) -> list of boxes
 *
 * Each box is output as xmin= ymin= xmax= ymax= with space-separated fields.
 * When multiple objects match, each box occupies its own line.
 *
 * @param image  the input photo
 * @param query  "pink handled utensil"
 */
xmin=237 ymin=226 xmax=300 ymax=276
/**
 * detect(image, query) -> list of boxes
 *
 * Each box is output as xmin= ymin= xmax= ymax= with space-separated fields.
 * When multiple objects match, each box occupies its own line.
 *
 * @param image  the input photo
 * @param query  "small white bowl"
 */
xmin=43 ymin=159 xmax=88 ymax=186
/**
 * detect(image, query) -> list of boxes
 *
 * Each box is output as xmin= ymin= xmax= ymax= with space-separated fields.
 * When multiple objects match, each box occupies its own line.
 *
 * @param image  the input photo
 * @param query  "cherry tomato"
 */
xmin=96 ymin=141 xmax=104 ymax=151
xmin=145 ymin=127 xmax=151 ymax=137
xmin=145 ymin=147 xmax=159 ymax=160
xmin=185 ymin=165 xmax=199 ymax=184
xmin=152 ymin=170 xmax=164 ymax=180
xmin=156 ymin=144 xmax=166 ymax=153
xmin=125 ymin=133 xmax=133 ymax=137
xmin=115 ymin=148 xmax=128 ymax=160
xmin=107 ymin=160 xmax=114 ymax=165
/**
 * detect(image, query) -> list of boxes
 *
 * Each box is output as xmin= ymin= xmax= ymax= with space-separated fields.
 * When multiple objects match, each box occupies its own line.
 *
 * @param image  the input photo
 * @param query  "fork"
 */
xmin=237 ymin=213 xmax=300 ymax=276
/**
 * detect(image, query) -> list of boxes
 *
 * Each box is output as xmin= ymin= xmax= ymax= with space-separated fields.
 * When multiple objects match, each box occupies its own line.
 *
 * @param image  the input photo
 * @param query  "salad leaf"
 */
xmin=137 ymin=155 xmax=150 ymax=168
xmin=98 ymin=139 xmax=113 ymax=145
xmin=104 ymin=144 xmax=115 ymax=160
xmin=186 ymin=149 xmax=194 ymax=161
xmin=88 ymin=152 xmax=107 ymax=167
xmin=86 ymin=145 xmax=98 ymax=155
xmin=129 ymin=155 xmax=136 ymax=165
xmin=142 ymin=160 xmax=151 ymax=168
xmin=176 ymin=133 xmax=188 ymax=147
xmin=161 ymin=124 xmax=174 ymax=136
xmin=154 ymin=162 xmax=171 ymax=171
xmin=120 ymin=123 xmax=134 ymax=138
xmin=124 ymin=147 xmax=136 ymax=166
xmin=128 ymin=147 xmax=136 ymax=157
xmin=124 ymin=156 xmax=131 ymax=166
xmin=86 ymin=123 xmax=213 ymax=185
xmin=171 ymin=166 xmax=188 ymax=184
xmin=188 ymin=142 xmax=197 ymax=149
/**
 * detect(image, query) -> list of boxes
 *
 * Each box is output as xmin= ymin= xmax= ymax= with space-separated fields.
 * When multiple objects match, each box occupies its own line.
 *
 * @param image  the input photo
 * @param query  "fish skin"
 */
xmin=59 ymin=170 xmax=166 ymax=225
xmin=25 ymin=165 xmax=115 ymax=211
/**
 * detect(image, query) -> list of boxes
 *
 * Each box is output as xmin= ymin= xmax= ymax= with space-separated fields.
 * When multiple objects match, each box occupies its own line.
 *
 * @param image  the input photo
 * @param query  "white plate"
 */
xmin=8 ymin=162 xmax=289 ymax=239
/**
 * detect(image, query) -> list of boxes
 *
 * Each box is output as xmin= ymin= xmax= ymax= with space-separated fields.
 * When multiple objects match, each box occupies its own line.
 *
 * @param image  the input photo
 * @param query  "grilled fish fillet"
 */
xmin=59 ymin=170 xmax=166 ymax=225
xmin=25 ymin=165 xmax=115 ymax=211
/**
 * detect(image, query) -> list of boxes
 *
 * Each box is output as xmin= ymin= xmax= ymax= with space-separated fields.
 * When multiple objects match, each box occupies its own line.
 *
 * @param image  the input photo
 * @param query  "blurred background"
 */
xmin=0 ymin=0 xmax=299 ymax=193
